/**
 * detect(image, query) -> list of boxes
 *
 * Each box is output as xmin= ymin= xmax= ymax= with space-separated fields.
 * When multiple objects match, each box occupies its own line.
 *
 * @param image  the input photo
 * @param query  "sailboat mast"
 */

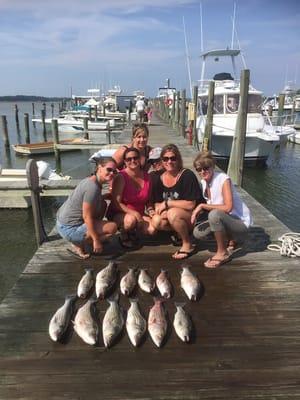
xmin=183 ymin=16 xmax=193 ymax=98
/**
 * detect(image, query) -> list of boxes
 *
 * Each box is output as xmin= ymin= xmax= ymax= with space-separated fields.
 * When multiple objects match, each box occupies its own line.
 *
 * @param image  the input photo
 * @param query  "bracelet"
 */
xmin=165 ymin=199 xmax=169 ymax=210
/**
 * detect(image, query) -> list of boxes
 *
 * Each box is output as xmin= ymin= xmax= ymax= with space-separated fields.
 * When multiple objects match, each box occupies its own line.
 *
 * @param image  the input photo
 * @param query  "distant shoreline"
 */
xmin=0 ymin=95 xmax=70 ymax=102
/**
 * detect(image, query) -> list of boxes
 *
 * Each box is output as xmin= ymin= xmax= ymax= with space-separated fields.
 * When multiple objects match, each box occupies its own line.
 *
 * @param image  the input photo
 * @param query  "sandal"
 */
xmin=172 ymin=248 xmax=196 ymax=260
xmin=227 ymin=240 xmax=242 ymax=255
xmin=203 ymin=254 xmax=232 ymax=268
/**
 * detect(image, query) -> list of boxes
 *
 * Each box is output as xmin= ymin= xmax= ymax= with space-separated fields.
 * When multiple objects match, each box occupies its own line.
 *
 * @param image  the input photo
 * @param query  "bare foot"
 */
xmin=69 ymin=244 xmax=90 ymax=260
xmin=203 ymin=253 xmax=232 ymax=268
xmin=172 ymin=246 xmax=195 ymax=260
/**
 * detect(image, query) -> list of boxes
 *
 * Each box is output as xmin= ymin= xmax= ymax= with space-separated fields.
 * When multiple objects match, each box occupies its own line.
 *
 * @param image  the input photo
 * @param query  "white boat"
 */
xmin=196 ymin=48 xmax=292 ymax=164
xmin=32 ymin=115 xmax=110 ymax=131
xmin=288 ymin=131 xmax=300 ymax=144
xmin=12 ymin=138 xmax=90 ymax=155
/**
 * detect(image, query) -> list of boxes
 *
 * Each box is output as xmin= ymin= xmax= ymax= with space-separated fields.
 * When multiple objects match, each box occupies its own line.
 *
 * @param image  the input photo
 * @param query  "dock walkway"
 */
xmin=0 ymin=114 xmax=299 ymax=399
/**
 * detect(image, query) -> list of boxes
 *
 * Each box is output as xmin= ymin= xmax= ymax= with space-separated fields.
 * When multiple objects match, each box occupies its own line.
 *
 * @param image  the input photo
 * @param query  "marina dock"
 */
xmin=0 ymin=114 xmax=299 ymax=399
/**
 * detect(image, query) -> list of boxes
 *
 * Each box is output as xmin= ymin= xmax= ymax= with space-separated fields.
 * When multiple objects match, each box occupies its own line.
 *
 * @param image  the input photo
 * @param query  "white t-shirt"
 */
xmin=201 ymin=171 xmax=253 ymax=227
xmin=136 ymin=99 xmax=145 ymax=112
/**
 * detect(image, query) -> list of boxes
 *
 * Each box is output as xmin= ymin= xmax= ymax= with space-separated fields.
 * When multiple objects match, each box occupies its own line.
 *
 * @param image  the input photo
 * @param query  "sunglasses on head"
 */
xmin=125 ymin=156 xmax=139 ymax=162
xmin=195 ymin=166 xmax=210 ymax=172
xmin=106 ymin=167 xmax=117 ymax=174
xmin=162 ymin=156 xmax=177 ymax=162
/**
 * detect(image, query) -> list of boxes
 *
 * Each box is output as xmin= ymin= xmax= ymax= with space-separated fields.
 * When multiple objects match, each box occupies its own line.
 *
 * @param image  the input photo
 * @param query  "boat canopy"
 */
xmin=201 ymin=49 xmax=241 ymax=59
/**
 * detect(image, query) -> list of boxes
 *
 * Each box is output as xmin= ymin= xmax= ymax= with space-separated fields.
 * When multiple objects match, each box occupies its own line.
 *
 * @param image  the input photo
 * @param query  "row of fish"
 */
xmin=49 ymin=295 xmax=192 ymax=348
xmin=78 ymin=261 xmax=202 ymax=301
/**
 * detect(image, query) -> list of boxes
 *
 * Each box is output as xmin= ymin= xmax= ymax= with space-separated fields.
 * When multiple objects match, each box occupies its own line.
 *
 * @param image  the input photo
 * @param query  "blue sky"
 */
xmin=0 ymin=0 xmax=299 ymax=97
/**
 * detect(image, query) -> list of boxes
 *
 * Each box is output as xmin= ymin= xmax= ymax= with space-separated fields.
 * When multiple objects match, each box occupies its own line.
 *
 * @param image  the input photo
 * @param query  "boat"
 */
xmin=32 ymin=115 xmax=110 ymax=131
xmin=195 ymin=48 xmax=294 ymax=164
xmin=12 ymin=138 xmax=91 ymax=155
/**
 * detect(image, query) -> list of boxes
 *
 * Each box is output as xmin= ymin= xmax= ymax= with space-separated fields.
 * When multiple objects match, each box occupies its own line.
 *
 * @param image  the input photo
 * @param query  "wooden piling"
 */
xmin=52 ymin=119 xmax=62 ymax=174
xmin=175 ymin=90 xmax=180 ymax=130
xmin=94 ymin=105 xmax=98 ymax=121
xmin=32 ymin=103 xmax=35 ymax=116
xmin=277 ymin=94 xmax=285 ymax=126
xmin=24 ymin=113 xmax=30 ymax=144
xmin=227 ymin=69 xmax=250 ymax=186
xmin=83 ymin=117 xmax=89 ymax=140
xmin=41 ymin=109 xmax=47 ymax=141
xmin=51 ymin=103 xmax=54 ymax=118
xmin=26 ymin=159 xmax=48 ymax=246
xmin=202 ymin=81 xmax=215 ymax=151
xmin=192 ymin=86 xmax=198 ymax=148
xmin=180 ymin=89 xmax=186 ymax=138
xmin=1 ymin=116 xmax=10 ymax=147
xmin=14 ymin=104 xmax=20 ymax=133
xmin=88 ymin=107 xmax=92 ymax=121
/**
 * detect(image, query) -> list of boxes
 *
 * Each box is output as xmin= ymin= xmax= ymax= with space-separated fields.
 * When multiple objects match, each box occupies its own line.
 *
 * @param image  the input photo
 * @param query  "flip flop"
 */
xmin=67 ymin=248 xmax=91 ymax=260
xmin=172 ymin=248 xmax=196 ymax=260
xmin=204 ymin=255 xmax=232 ymax=268
xmin=118 ymin=236 xmax=135 ymax=249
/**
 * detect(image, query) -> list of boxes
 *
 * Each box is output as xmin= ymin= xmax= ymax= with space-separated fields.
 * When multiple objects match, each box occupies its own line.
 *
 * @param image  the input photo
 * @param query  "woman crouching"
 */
xmin=151 ymin=144 xmax=202 ymax=260
xmin=56 ymin=157 xmax=118 ymax=259
xmin=191 ymin=151 xmax=252 ymax=268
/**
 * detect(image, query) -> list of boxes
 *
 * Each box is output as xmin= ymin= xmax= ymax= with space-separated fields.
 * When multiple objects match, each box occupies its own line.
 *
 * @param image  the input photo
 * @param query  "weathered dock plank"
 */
xmin=0 ymin=114 xmax=299 ymax=399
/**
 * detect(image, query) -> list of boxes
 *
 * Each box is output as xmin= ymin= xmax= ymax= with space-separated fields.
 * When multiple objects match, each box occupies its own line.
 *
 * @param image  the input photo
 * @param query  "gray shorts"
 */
xmin=56 ymin=220 xmax=87 ymax=244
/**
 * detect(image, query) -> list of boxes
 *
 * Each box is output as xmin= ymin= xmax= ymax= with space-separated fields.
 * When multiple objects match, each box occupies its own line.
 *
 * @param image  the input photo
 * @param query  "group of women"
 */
xmin=56 ymin=122 xmax=252 ymax=268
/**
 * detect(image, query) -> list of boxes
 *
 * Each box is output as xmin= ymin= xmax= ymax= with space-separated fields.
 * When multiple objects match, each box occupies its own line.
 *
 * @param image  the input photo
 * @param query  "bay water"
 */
xmin=0 ymin=101 xmax=299 ymax=301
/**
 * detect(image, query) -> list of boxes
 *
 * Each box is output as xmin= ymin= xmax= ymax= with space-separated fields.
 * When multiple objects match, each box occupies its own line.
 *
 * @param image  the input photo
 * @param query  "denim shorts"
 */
xmin=56 ymin=220 xmax=87 ymax=244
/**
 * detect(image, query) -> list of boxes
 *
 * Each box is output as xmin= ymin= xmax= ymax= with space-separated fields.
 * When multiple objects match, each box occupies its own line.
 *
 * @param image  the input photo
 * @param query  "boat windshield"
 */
xmin=199 ymin=95 xmax=224 ymax=114
xmin=225 ymin=94 xmax=262 ymax=114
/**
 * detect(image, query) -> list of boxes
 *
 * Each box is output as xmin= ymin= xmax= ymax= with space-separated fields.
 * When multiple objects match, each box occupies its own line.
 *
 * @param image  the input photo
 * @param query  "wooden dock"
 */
xmin=0 ymin=114 xmax=299 ymax=399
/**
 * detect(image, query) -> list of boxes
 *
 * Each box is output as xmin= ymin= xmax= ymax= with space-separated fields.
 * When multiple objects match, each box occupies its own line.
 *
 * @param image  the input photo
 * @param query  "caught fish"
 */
xmin=95 ymin=261 xmax=117 ymax=299
xmin=102 ymin=294 xmax=124 ymax=348
xmin=73 ymin=298 xmax=98 ymax=345
xmin=120 ymin=268 xmax=137 ymax=296
xmin=173 ymin=303 xmax=192 ymax=343
xmin=77 ymin=267 xmax=94 ymax=298
xmin=49 ymin=295 xmax=77 ymax=342
xmin=156 ymin=269 xmax=172 ymax=299
xmin=180 ymin=265 xmax=201 ymax=301
xmin=138 ymin=269 xmax=155 ymax=293
xmin=126 ymin=298 xmax=147 ymax=347
xmin=148 ymin=298 xmax=167 ymax=348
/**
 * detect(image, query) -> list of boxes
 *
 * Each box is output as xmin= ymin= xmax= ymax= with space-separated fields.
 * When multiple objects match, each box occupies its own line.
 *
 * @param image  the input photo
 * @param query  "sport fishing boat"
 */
xmin=196 ymin=49 xmax=294 ymax=164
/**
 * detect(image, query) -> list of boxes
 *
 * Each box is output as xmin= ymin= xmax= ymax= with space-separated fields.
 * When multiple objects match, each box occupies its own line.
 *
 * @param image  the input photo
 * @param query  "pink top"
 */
xmin=120 ymin=170 xmax=151 ymax=214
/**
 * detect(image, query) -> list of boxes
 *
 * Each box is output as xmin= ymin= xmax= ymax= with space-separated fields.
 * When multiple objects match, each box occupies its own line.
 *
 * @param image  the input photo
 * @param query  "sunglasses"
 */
xmin=195 ymin=166 xmax=210 ymax=172
xmin=106 ymin=167 xmax=117 ymax=174
xmin=149 ymin=158 xmax=161 ymax=165
xmin=125 ymin=156 xmax=139 ymax=162
xmin=162 ymin=156 xmax=177 ymax=162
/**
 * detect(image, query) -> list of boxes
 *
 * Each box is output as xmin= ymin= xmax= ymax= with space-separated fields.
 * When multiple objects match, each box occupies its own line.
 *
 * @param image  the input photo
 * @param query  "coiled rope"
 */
xmin=267 ymin=233 xmax=300 ymax=258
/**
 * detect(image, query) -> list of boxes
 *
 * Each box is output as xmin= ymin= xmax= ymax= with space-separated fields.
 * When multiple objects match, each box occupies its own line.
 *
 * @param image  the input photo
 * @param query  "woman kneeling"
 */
xmin=56 ymin=158 xmax=118 ymax=259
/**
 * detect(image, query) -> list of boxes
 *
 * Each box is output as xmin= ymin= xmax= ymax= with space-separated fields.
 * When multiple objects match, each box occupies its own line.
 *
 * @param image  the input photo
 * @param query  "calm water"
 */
xmin=0 ymin=101 xmax=299 ymax=301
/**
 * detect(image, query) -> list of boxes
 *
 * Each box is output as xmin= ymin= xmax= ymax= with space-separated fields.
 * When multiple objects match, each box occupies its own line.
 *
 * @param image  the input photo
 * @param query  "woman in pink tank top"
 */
xmin=108 ymin=147 xmax=156 ymax=248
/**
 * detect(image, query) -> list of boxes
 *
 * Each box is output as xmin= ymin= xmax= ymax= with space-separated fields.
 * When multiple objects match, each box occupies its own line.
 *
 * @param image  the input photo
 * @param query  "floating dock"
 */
xmin=0 ymin=113 xmax=299 ymax=399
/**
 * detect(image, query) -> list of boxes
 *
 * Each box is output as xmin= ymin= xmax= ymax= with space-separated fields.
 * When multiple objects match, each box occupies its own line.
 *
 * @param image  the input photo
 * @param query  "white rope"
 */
xmin=267 ymin=232 xmax=300 ymax=258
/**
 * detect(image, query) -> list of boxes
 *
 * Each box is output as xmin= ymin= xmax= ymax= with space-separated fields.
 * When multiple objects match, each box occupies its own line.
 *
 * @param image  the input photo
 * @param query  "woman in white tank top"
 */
xmin=191 ymin=151 xmax=252 ymax=268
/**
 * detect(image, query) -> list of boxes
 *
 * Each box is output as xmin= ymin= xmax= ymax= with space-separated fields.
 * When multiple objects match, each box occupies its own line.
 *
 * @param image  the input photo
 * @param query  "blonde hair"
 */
xmin=193 ymin=151 xmax=215 ymax=170
xmin=132 ymin=123 xmax=149 ymax=138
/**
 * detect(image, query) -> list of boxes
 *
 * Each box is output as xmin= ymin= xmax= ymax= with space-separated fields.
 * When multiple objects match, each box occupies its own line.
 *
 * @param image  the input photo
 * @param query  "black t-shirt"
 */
xmin=152 ymin=169 xmax=203 ymax=204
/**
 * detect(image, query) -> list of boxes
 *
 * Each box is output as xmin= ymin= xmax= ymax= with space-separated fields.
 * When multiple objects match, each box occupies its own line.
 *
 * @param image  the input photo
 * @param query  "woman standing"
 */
xmin=108 ymin=147 xmax=155 ymax=248
xmin=191 ymin=151 xmax=252 ymax=268
xmin=151 ymin=144 xmax=202 ymax=260
xmin=56 ymin=158 xmax=118 ymax=259
xmin=113 ymin=123 xmax=152 ymax=171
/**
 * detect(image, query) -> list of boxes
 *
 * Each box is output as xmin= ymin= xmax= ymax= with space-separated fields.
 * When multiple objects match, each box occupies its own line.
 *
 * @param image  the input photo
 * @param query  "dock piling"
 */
xmin=1 ymin=115 xmax=10 ymax=148
xmin=179 ymin=89 xmax=186 ymax=138
xmin=24 ymin=113 xmax=30 ymax=144
xmin=41 ymin=109 xmax=47 ymax=141
xmin=52 ymin=119 xmax=62 ymax=174
xmin=227 ymin=69 xmax=250 ymax=186
xmin=202 ymin=81 xmax=215 ymax=151
xmin=26 ymin=159 xmax=48 ymax=246
xmin=83 ymin=117 xmax=89 ymax=140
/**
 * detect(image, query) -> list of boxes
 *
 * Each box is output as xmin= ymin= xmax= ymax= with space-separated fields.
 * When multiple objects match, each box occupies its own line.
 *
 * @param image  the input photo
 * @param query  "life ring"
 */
xmin=166 ymin=98 xmax=173 ymax=106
